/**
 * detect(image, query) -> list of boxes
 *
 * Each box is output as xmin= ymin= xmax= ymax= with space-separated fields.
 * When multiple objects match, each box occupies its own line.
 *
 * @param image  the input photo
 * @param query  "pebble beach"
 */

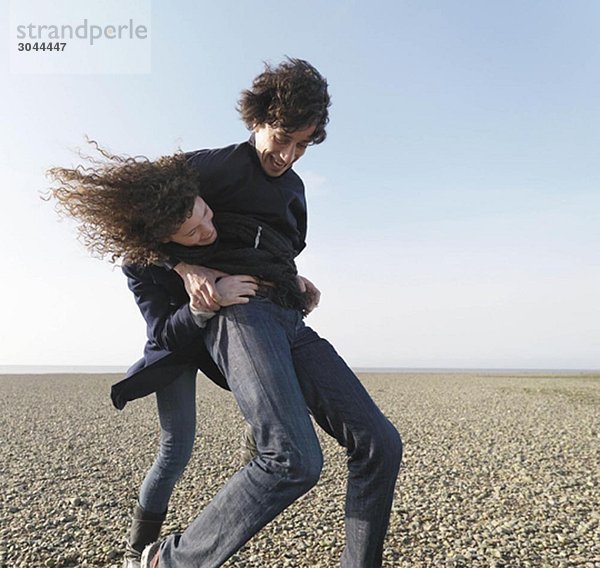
xmin=1 ymin=371 xmax=598 ymax=567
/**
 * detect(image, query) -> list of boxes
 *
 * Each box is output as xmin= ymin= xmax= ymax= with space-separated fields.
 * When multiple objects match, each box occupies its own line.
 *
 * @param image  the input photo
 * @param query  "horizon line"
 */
xmin=0 ymin=365 xmax=598 ymax=375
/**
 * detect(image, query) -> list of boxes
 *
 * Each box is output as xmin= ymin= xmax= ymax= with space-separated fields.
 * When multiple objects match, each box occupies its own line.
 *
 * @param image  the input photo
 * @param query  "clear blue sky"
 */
xmin=1 ymin=0 xmax=598 ymax=369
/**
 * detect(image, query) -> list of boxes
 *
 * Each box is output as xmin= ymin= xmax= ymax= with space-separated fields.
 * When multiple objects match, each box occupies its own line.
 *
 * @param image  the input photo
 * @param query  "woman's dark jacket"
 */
xmin=110 ymin=263 xmax=228 ymax=410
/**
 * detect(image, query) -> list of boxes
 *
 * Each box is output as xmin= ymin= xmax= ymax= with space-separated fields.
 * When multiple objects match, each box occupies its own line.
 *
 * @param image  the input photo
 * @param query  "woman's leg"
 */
xmin=291 ymin=324 xmax=403 ymax=568
xmin=138 ymin=364 xmax=198 ymax=513
xmin=123 ymin=364 xmax=198 ymax=565
xmin=157 ymin=298 xmax=323 ymax=568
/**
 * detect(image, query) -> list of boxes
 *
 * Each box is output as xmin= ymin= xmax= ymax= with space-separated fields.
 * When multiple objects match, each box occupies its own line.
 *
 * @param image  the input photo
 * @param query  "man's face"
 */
xmin=253 ymin=123 xmax=316 ymax=177
xmin=168 ymin=196 xmax=217 ymax=246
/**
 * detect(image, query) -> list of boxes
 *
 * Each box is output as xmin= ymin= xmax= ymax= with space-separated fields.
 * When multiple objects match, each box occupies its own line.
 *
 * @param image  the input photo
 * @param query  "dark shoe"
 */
xmin=239 ymin=422 xmax=258 ymax=465
xmin=140 ymin=541 xmax=161 ymax=568
xmin=123 ymin=504 xmax=166 ymax=566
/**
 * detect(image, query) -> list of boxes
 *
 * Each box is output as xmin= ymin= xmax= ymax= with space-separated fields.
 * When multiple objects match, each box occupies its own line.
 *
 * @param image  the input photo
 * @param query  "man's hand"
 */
xmin=297 ymin=275 xmax=321 ymax=315
xmin=174 ymin=263 xmax=229 ymax=311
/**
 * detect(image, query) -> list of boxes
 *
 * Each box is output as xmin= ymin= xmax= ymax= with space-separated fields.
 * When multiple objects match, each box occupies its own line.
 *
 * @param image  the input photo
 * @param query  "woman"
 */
xmin=48 ymin=147 xmax=262 ymax=567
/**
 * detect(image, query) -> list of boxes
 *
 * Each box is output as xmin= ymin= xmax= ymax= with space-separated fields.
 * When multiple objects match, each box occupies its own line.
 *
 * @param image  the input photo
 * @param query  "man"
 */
xmin=137 ymin=58 xmax=403 ymax=567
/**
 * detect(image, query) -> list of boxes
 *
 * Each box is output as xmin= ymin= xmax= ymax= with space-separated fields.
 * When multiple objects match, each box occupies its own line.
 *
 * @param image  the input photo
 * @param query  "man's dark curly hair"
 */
xmin=47 ymin=141 xmax=200 ymax=266
xmin=237 ymin=57 xmax=331 ymax=144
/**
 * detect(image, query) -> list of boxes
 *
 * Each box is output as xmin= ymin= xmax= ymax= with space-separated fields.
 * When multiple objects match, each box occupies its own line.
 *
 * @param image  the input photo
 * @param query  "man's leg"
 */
xmin=291 ymin=325 xmax=403 ymax=568
xmin=157 ymin=298 xmax=323 ymax=568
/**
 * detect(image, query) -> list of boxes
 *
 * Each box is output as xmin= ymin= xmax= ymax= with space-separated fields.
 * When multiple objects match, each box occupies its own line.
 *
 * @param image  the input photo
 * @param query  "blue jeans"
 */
xmin=159 ymin=297 xmax=402 ymax=567
xmin=138 ymin=365 xmax=198 ymax=514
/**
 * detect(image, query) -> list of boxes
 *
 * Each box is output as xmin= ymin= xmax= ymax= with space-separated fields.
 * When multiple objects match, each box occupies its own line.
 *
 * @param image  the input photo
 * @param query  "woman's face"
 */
xmin=168 ymin=196 xmax=217 ymax=246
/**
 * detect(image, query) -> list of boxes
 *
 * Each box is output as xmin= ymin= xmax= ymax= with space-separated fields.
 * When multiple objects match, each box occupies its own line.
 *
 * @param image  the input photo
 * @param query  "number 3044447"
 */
xmin=17 ymin=42 xmax=66 ymax=52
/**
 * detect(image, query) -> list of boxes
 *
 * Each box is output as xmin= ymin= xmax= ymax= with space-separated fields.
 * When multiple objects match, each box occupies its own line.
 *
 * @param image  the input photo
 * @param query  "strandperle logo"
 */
xmin=16 ymin=18 xmax=148 ymax=46
xmin=10 ymin=0 xmax=151 ymax=74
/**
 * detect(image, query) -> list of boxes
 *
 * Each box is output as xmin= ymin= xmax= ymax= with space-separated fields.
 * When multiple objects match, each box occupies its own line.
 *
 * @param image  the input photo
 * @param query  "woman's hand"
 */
xmin=174 ymin=263 xmax=228 ymax=311
xmin=216 ymin=275 xmax=259 ymax=307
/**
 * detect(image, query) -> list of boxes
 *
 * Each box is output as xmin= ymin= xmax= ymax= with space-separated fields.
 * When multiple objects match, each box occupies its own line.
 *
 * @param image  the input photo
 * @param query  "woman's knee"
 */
xmin=156 ymin=430 xmax=195 ymax=477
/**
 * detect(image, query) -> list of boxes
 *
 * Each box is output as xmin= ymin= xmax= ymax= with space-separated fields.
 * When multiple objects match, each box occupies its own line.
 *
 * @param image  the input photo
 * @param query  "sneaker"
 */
xmin=122 ymin=542 xmax=141 ymax=568
xmin=140 ymin=541 xmax=161 ymax=568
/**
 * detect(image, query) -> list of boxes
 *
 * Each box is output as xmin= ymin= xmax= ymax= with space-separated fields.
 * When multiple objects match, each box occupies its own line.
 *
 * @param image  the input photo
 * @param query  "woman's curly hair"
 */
xmin=237 ymin=57 xmax=331 ymax=144
xmin=46 ymin=141 xmax=201 ymax=266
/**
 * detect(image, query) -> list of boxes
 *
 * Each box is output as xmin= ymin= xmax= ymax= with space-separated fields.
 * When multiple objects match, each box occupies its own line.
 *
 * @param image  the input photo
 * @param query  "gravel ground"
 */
xmin=0 ymin=372 xmax=598 ymax=567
